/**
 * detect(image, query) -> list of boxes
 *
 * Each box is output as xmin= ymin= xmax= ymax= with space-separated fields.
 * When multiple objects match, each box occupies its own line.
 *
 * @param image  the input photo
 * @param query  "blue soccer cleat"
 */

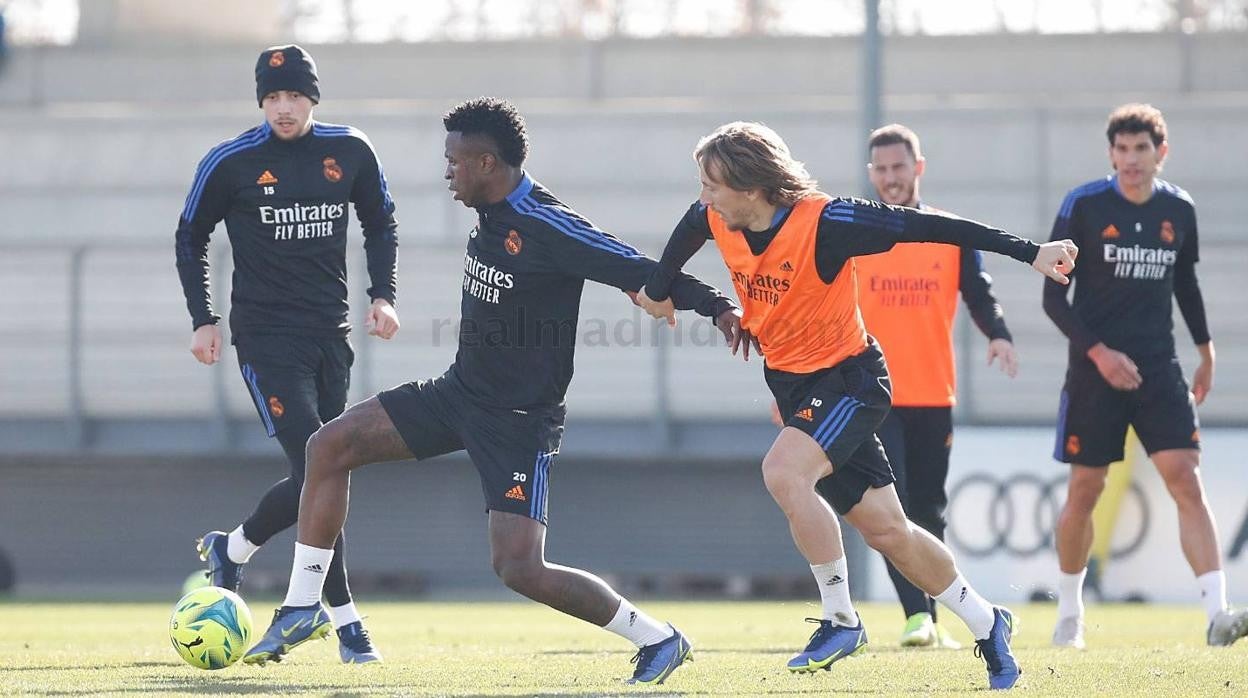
xmin=196 ymin=530 xmax=244 ymax=592
xmin=242 ymin=604 xmax=333 ymax=665
xmin=787 ymin=617 xmax=868 ymax=673
xmin=337 ymin=620 xmax=383 ymax=664
xmin=974 ymin=607 xmax=1022 ymax=690
xmin=627 ymin=625 xmax=692 ymax=685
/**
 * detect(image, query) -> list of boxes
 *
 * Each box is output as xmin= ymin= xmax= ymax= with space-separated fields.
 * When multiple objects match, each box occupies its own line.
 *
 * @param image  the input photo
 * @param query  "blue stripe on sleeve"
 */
xmin=1057 ymin=176 xmax=1114 ymax=221
xmin=822 ymin=200 xmax=905 ymax=232
xmin=514 ymin=195 xmax=645 ymax=259
xmin=181 ymin=124 xmax=270 ymax=221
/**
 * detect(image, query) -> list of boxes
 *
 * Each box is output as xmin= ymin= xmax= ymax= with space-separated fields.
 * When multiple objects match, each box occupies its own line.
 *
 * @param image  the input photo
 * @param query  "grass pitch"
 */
xmin=3 ymin=600 xmax=1245 ymax=696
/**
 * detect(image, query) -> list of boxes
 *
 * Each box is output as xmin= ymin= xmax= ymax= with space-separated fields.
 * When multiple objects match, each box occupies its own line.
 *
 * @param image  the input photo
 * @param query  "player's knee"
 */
xmin=1065 ymin=471 xmax=1106 ymax=513
xmin=761 ymin=455 xmax=808 ymax=505
xmin=1163 ymin=468 xmax=1205 ymax=506
xmin=491 ymin=551 xmax=542 ymax=594
xmin=861 ymin=518 xmax=910 ymax=555
xmin=305 ymin=424 xmax=352 ymax=476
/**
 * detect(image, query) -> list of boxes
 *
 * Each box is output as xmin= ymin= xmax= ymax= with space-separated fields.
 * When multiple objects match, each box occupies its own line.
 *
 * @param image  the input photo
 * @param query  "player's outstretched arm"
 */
xmin=820 ymin=198 xmax=1047 ymax=271
xmin=635 ymin=288 xmax=677 ymax=327
xmin=638 ymin=203 xmax=714 ymax=325
xmin=1031 ymin=239 xmax=1079 ymax=284
xmin=539 ymin=205 xmax=735 ymax=324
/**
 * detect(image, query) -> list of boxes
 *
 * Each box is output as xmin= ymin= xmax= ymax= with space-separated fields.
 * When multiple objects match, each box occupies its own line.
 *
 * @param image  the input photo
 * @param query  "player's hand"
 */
xmin=987 ymin=338 xmax=1018 ymax=378
xmin=1192 ymin=356 xmax=1214 ymax=405
xmin=1033 ymin=239 xmax=1079 ymax=284
xmin=717 ymin=308 xmax=760 ymax=361
xmin=366 ymin=298 xmax=400 ymax=339
xmin=636 ymin=286 xmax=677 ymax=327
xmin=190 ymin=324 xmax=222 ymax=365
xmin=1087 ymin=342 xmax=1142 ymax=391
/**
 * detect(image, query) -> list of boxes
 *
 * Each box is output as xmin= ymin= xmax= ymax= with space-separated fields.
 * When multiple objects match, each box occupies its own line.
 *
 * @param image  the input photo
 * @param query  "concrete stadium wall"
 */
xmin=3 ymin=32 xmax=1248 ymax=106
xmin=1 ymin=33 xmax=1246 ymax=437
xmin=4 ymin=428 xmax=1247 ymax=604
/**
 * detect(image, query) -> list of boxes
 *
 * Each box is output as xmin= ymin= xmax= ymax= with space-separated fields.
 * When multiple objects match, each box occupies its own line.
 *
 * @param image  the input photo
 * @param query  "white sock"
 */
xmin=935 ymin=573 xmax=995 ymax=640
xmin=329 ymin=601 xmax=363 ymax=629
xmin=603 ymin=598 xmax=673 ymax=648
xmin=811 ymin=557 xmax=858 ymax=626
xmin=282 ymin=542 xmax=333 ymax=608
xmin=1198 ymin=570 xmax=1228 ymax=623
xmin=1057 ymin=569 xmax=1087 ymax=621
xmin=227 ymin=526 xmax=259 ymax=564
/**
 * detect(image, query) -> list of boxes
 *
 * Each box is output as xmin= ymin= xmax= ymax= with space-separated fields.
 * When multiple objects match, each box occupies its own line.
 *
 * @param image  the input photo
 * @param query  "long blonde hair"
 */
xmin=694 ymin=121 xmax=819 ymax=206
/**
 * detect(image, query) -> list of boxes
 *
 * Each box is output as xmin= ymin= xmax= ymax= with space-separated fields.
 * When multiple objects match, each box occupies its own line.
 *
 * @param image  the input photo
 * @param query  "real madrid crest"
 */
xmin=505 ymin=229 xmax=523 ymax=255
xmin=322 ymin=156 xmax=343 ymax=183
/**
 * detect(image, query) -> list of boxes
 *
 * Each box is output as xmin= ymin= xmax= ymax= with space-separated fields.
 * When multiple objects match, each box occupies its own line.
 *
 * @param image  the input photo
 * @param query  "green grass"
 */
xmin=3 ymin=600 xmax=1245 ymax=696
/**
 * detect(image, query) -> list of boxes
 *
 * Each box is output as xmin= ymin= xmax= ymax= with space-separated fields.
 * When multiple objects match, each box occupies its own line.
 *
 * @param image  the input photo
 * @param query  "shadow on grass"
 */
xmin=8 ymin=661 xmax=174 ymax=672
xmin=536 ymin=645 xmax=924 ymax=656
xmin=30 ymin=675 xmax=372 ymax=696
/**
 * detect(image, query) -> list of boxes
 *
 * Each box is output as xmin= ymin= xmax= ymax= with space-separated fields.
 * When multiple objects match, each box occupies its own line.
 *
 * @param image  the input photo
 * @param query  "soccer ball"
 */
xmin=169 ymin=586 xmax=253 ymax=669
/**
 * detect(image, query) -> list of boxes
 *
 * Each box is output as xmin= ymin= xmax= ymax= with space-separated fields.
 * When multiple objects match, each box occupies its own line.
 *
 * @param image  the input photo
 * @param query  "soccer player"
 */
xmin=175 ymin=45 xmax=398 ymax=663
xmin=244 ymin=98 xmax=736 ymax=684
xmin=637 ymin=121 xmax=1077 ymax=690
xmin=1044 ymin=103 xmax=1248 ymax=649
xmin=854 ymin=124 xmax=1018 ymax=649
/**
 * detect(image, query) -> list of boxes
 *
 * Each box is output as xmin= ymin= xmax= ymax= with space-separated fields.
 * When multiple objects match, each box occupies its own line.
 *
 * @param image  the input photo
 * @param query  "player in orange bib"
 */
xmin=855 ymin=124 xmax=1019 ymax=650
xmin=637 ymin=122 xmax=1077 ymax=690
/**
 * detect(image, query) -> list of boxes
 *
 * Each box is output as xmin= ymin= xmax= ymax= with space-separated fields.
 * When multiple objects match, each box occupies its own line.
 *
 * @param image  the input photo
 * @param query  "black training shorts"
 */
xmin=234 ymin=333 xmax=352 ymax=437
xmin=766 ymin=340 xmax=896 ymax=515
xmin=1054 ymin=356 xmax=1200 ymax=467
xmin=377 ymin=370 xmax=565 ymax=524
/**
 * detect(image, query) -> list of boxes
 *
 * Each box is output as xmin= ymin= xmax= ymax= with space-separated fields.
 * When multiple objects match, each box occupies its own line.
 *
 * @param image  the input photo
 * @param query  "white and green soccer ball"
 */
xmin=169 ymin=586 xmax=253 ymax=670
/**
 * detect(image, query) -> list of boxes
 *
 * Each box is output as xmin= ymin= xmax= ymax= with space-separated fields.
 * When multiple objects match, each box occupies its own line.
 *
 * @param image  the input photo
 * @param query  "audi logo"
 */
xmin=946 ymin=473 xmax=1150 ymax=558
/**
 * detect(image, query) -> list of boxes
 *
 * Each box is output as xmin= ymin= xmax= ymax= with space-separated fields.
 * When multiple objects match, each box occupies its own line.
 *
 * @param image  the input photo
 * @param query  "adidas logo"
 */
xmin=779 ymin=261 xmax=794 ymax=272
xmin=304 ymin=563 xmax=324 ymax=574
xmin=795 ymin=408 xmax=814 ymax=422
xmin=959 ymin=586 xmax=967 ymax=603
xmin=256 ymin=170 xmax=278 ymax=185
xmin=1101 ymin=224 xmax=1120 ymax=239
xmin=628 ymin=611 xmax=637 ymax=626
xmin=825 ymin=574 xmax=844 ymax=586
xmin=504 ymin=484 xmax=526 ymax=502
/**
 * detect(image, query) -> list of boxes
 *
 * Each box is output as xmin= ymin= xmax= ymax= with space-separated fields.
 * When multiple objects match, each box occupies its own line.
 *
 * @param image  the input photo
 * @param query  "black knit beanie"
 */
xmin=255 ymin=44 xmax=320 ymax=107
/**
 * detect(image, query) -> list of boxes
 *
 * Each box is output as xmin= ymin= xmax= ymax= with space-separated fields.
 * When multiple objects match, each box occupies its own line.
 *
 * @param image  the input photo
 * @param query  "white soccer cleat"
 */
xmin=1051 ymin=616 xmax=1086 ymax=649
xmin=1207 ymin=608 xmax=1248 ymax=647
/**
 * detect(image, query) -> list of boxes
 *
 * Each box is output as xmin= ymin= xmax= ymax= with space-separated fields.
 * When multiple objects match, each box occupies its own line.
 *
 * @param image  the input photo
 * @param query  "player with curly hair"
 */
xmin=246 ymin=98 xmax=737 ymax=684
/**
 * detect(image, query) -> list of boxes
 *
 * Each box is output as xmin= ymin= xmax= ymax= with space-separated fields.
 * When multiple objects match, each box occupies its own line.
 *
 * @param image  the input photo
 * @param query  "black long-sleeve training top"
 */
xmin=450 ymin=173 xmax=736 ymax=410
xmin=175 ymin=120 xmax=398 ymax=337
xmin=1042 ymin=175 xmax=1209 ymax=365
